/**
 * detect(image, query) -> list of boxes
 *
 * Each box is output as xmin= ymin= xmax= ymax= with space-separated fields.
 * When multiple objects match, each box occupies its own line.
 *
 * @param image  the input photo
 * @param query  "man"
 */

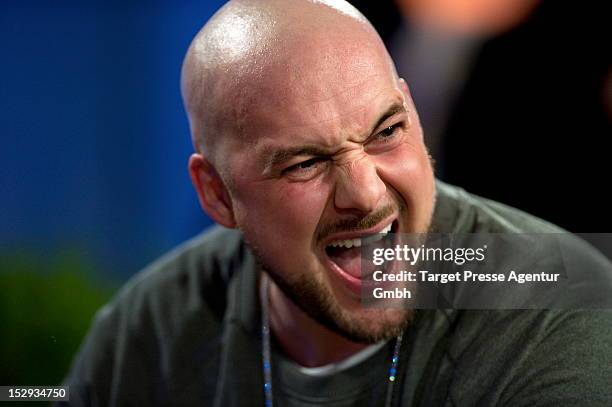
xmin=62 ymin=0 xmax=612 ymax=405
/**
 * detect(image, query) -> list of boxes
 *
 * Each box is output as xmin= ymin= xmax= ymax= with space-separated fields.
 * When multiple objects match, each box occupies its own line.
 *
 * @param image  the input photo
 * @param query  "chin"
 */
xmin=333 ymin=307 xmax=414 ymax=344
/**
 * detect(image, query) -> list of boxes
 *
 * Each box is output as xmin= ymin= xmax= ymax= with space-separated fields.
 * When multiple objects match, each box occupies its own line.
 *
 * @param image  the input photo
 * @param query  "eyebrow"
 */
xmin=372 ymin=101 xmax=406 ymax=133
xmin=260 ymin=101 xmax=407 ymax=170
xmin=260 ymin=145 xmax=332 ymax=171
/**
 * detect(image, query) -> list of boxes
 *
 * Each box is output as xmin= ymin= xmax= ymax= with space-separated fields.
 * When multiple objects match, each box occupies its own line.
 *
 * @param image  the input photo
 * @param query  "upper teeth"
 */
xmin=327 ymin=223 xmax=393 ymax=249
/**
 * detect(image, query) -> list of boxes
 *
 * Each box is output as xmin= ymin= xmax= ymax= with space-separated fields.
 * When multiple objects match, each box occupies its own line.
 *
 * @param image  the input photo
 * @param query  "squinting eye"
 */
xmin=282 ymin=157 xmax=327 ymax=177
xmin=376 ymin=124 xmax=401 ymax=140
xmin=296 ymin=158 xmax=318 ymax=169
xmin=366 ymin=123 xmax=404 ymax=154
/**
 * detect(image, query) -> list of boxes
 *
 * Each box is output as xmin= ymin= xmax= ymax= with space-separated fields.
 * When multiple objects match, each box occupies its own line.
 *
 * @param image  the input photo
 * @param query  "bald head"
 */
xmin=181 ymin=0 xmax=398 ymax=171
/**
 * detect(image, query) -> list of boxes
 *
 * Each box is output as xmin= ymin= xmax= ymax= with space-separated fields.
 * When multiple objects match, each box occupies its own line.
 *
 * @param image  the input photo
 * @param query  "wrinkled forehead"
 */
xmin=235 ymin=29 xmax=400 ymax=140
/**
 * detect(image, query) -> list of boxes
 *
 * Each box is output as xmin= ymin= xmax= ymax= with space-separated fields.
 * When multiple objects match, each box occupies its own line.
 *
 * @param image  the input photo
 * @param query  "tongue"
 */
xmin=328 ymin=247 xmax=362 ymax=278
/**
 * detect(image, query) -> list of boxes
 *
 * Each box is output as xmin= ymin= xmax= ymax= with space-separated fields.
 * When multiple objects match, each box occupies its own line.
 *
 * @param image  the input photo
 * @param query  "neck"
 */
xmin=261 ymin=272 xmax=368 ymax=368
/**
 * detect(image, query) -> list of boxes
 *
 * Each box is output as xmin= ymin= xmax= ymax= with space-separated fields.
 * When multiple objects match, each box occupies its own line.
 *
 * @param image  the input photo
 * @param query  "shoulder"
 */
xmin=88 ymin=225 xmax=249 ymax=338
xmin=111 ymin=225 xmax=247 ymax=325
xmin=434 ymin=180 xmax=562 ymax=233
xmin=441 ymin=309 xmax=612 ymax=406
xmin=435 ymin=180 xmax=612 ymax=293
xmin=430 ymin=182 xmax=612 ymax=404
xmin=62 ymin=226 xmax=250 ymax=405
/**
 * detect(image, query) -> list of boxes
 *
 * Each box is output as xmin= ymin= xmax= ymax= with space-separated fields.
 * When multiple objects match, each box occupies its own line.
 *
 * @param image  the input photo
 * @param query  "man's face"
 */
xmin=220 ymin=36 xmax=435 ymax=343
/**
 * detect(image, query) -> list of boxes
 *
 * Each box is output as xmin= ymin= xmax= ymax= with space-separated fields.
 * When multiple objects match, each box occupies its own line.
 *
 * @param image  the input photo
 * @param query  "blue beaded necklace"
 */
xmin=260 ymin=278 xmax=403 ymax=407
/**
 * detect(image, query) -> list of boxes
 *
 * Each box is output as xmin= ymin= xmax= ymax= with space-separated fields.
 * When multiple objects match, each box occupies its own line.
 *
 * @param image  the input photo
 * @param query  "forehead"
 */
xmin=237 ymin=32 xmax=400 ymax=147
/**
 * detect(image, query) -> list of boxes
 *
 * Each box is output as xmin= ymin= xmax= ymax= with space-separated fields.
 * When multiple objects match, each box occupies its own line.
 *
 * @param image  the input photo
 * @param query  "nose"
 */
xmin=333 ymin=155 xmax=386 ymax=214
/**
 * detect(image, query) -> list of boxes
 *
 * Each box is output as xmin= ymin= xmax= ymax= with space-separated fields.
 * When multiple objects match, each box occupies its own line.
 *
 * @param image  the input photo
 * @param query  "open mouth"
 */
xmin=324 ymin=220 xmax=398 ymax=282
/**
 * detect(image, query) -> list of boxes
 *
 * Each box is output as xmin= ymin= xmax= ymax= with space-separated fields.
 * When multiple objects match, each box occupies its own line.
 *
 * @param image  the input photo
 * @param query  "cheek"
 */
xmin=375 ymin=143 xmax=434 ymax=215
xmin=232 ymin=176 xmax=330 ymax=250
xmin=268 ymin=180 xmax=328 ymax=235
xmin=378 ymin=142 xmax=431 ymax=182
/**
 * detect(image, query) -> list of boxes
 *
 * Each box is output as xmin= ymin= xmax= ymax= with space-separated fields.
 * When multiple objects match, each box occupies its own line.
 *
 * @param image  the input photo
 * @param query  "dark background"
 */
xmin=352 ymin=0 xmax=611 ymax=233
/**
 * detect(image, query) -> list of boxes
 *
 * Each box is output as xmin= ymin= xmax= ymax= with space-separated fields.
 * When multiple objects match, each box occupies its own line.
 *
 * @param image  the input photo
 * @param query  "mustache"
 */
xmin=317 ymin=203 xmax=399 ymax=243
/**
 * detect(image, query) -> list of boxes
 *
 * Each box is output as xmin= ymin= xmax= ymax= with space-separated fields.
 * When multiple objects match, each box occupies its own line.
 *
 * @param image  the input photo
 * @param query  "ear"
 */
xmin=188 ymin=153 xmax=237 ymax=228
xmin=398 ymin=78 xmax=414 ymax=105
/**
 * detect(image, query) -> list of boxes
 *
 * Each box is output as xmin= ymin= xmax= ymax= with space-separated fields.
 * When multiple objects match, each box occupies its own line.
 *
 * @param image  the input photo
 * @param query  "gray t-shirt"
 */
xmin=272 ymin=339 xmax=391 ymax=406
xmin=60 ymin=181 xmax=612 ymax=406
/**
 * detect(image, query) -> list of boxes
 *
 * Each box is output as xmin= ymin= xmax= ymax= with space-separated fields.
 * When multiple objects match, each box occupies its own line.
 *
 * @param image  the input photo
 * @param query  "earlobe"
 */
xmin=188 ymin=154 xmax=237 ymax=228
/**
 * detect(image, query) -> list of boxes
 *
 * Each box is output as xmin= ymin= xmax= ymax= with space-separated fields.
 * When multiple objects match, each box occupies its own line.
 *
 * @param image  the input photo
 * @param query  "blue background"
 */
xmin=1 ymin=0 xmax=225 ymax=278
